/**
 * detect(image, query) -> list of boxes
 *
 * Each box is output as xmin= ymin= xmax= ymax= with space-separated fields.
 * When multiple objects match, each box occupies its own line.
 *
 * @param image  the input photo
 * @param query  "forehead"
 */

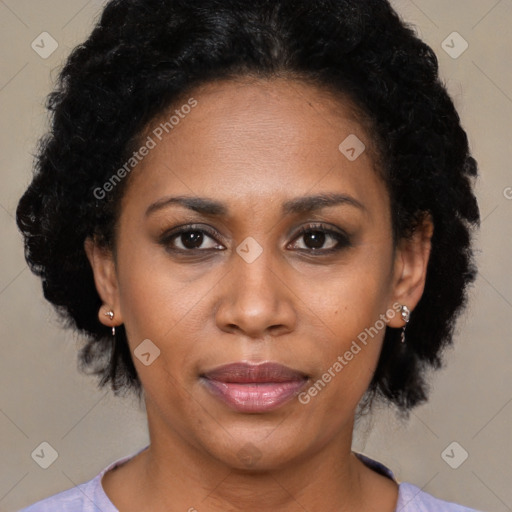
xmin=165 ymin=76 xmax=375 ymax=158
xmin=121 ymin=76 xmax=387 ymax=222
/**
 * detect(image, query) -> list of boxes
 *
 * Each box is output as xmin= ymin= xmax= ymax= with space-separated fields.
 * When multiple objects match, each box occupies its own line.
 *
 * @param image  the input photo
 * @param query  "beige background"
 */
xmin=0 ymin=1 xmax=511 ymax=511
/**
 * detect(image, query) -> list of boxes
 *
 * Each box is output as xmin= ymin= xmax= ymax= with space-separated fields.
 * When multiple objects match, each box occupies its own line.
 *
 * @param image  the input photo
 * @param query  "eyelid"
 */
xmin=289 ymin=221 xmax=348 ymax=239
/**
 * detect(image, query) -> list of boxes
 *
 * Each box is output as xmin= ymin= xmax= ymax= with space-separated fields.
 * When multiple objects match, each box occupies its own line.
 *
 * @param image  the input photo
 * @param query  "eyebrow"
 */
xmin=145 ymin=193 xmax=365 ymax=217
xmin=282 ymin=193 xmax=366 ymax=215
xmin=145 ymin=196 xmax=228 ymax=217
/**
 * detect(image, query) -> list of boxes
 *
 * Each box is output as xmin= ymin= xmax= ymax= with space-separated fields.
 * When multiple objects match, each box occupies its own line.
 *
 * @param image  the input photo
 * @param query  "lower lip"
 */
xmin=200 ymin=378 xmax=307 ymax=413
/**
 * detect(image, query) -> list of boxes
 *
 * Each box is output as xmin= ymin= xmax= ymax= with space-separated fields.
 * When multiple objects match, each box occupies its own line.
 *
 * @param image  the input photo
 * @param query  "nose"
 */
xmin=214 ymin=247 xmax=297 ymax=339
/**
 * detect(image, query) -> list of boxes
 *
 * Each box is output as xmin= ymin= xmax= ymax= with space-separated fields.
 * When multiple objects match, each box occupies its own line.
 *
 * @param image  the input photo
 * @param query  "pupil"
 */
xmin=305 ymin=231 xmax=325 ymax=249
xmin=182 ymin=231 xmax=203 ymax=249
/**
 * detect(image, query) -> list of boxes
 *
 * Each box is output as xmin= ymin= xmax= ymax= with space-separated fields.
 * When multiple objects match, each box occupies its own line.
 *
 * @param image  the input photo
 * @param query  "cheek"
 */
xmin=116 ymin=224 xmax=203 ymax=333
xmin=115 ymin=239 xmax=223 ymax=387
xmin=306 ymin=241 xmax=393 ymax=329
xmin=299 ymin=244 xmax=393 ymax=399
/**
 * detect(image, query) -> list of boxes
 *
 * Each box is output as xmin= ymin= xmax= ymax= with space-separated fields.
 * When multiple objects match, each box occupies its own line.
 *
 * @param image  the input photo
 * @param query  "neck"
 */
xmin=140 ymin=411 xmax=366 ymax=512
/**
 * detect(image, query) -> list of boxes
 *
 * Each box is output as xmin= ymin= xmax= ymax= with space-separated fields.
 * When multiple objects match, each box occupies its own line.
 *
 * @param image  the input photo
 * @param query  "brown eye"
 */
xmin=178 ymin=231 xmax=206 ymax=249
xmin=160 ymin=225 xmax=224 ymax=252
xmin=300 ymin=230 xmax=329 ymax=250
xmin=289 ymin=224 xmax=351 ymax=253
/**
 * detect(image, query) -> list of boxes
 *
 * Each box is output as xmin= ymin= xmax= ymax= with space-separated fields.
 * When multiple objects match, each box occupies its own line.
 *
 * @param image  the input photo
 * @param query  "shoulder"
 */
xmin=353 ymin=452 xmax=483 ymax=512
xmin=17 ymin=475 xmax=106 ymax=512
xmin=397 ymin=481 xmax=485 ymax=512
xmin=18 ymin=446 xmax=149 ymax=512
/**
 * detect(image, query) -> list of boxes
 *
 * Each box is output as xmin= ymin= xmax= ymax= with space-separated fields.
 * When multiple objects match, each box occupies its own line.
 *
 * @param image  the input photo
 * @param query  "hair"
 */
xmin=16 ymin=0 xmax=479 ymax=418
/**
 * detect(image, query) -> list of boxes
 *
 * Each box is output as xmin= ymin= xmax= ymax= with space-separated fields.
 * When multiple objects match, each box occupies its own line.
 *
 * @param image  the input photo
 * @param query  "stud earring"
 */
xmin=104 ymin=309 xmax=116 ymax=336
xmin=400 ymin=305 xmax=410 ymax=344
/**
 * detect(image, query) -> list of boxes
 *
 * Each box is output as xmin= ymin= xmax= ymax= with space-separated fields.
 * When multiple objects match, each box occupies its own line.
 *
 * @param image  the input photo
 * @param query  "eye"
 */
xmin=288 ymin=223 xmax=351 ymax=253
xmin=159 ymin=225 xmax=225 ymax=252
xmin=159 ymin=223 xmax=351 ymax=255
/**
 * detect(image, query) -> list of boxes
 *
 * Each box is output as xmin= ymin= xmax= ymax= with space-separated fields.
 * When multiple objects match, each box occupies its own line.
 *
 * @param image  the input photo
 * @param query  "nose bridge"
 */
xmin=235 ymin=239 xmax=278 ymax=298
xmin=214 ymin=237 xmax=296 ymax=337
xmin=231 ymin=208 xmax=280 ymax=293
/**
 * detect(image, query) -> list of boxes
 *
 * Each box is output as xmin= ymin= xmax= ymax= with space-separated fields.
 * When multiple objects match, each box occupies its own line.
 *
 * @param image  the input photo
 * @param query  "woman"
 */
xmin=17 ymin=0 xmax=483 ymax=510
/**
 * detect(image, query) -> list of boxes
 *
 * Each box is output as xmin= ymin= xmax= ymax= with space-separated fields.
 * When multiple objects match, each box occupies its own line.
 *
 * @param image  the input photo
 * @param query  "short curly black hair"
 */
xmin=16 ymin=0 xmax=479 ymax=416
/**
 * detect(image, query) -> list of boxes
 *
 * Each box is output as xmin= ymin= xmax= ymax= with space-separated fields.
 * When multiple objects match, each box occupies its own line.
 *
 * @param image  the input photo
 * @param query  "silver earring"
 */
xmin=400 ymin=305 xmax=410 ymax=344
xmin=104 ymin=309 xmax=115 ymax=336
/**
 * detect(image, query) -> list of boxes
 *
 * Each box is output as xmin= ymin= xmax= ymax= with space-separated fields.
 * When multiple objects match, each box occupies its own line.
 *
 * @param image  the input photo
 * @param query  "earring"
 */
xmin=400 ymin=305 xmax=410 ymax=344
xmin=104 ymin=309 xmax=116 ymax=336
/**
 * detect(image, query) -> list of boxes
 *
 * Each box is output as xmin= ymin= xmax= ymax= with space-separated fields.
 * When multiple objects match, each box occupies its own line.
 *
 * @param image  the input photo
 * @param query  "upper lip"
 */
xmin=201 ymin=362 xmax=308 ymax=383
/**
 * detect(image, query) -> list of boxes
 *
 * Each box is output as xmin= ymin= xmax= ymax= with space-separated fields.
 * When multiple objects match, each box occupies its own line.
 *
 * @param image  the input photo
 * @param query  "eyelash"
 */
xmin=159 ymin=222 xmax=352 ymax=256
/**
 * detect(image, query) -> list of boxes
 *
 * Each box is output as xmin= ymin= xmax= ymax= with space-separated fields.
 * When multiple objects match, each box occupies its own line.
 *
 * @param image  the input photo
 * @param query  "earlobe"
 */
xmin=387 ymin=214 xmax=434 ymax=329
xmin=100 ymin=306 xmax=117 ymax=336
xmin=84 ymin=237 xmax=124 ymax=326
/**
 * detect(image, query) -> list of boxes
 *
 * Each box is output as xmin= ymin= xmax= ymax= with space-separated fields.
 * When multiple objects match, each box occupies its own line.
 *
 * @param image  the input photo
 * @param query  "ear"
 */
xmin=387 ymin=213 xmax=434 ymax=328
xmin=84 ymin=236 xmax=124 ymax=328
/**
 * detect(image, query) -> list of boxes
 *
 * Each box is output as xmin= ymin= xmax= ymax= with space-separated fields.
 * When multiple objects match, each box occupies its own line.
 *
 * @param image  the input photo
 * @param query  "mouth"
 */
xmin=200 ymin=361 xmax=309 ymax=413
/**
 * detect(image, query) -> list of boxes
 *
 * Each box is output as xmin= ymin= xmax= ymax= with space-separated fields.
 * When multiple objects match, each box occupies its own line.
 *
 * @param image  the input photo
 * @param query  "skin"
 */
xmin=85 ymin=76 xmax=433 ymax=512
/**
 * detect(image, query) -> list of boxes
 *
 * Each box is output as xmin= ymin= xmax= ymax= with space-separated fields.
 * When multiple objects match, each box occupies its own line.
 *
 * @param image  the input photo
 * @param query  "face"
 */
xmin=87 ymin=77 xmax=431 ymax=471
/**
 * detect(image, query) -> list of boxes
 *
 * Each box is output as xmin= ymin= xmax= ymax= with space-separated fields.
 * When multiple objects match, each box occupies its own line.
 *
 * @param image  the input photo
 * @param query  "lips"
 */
xmin=202 ymin=362 xmax=308 ymax=383
xmin=200 ymin=362 xmax=309 ymax=413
